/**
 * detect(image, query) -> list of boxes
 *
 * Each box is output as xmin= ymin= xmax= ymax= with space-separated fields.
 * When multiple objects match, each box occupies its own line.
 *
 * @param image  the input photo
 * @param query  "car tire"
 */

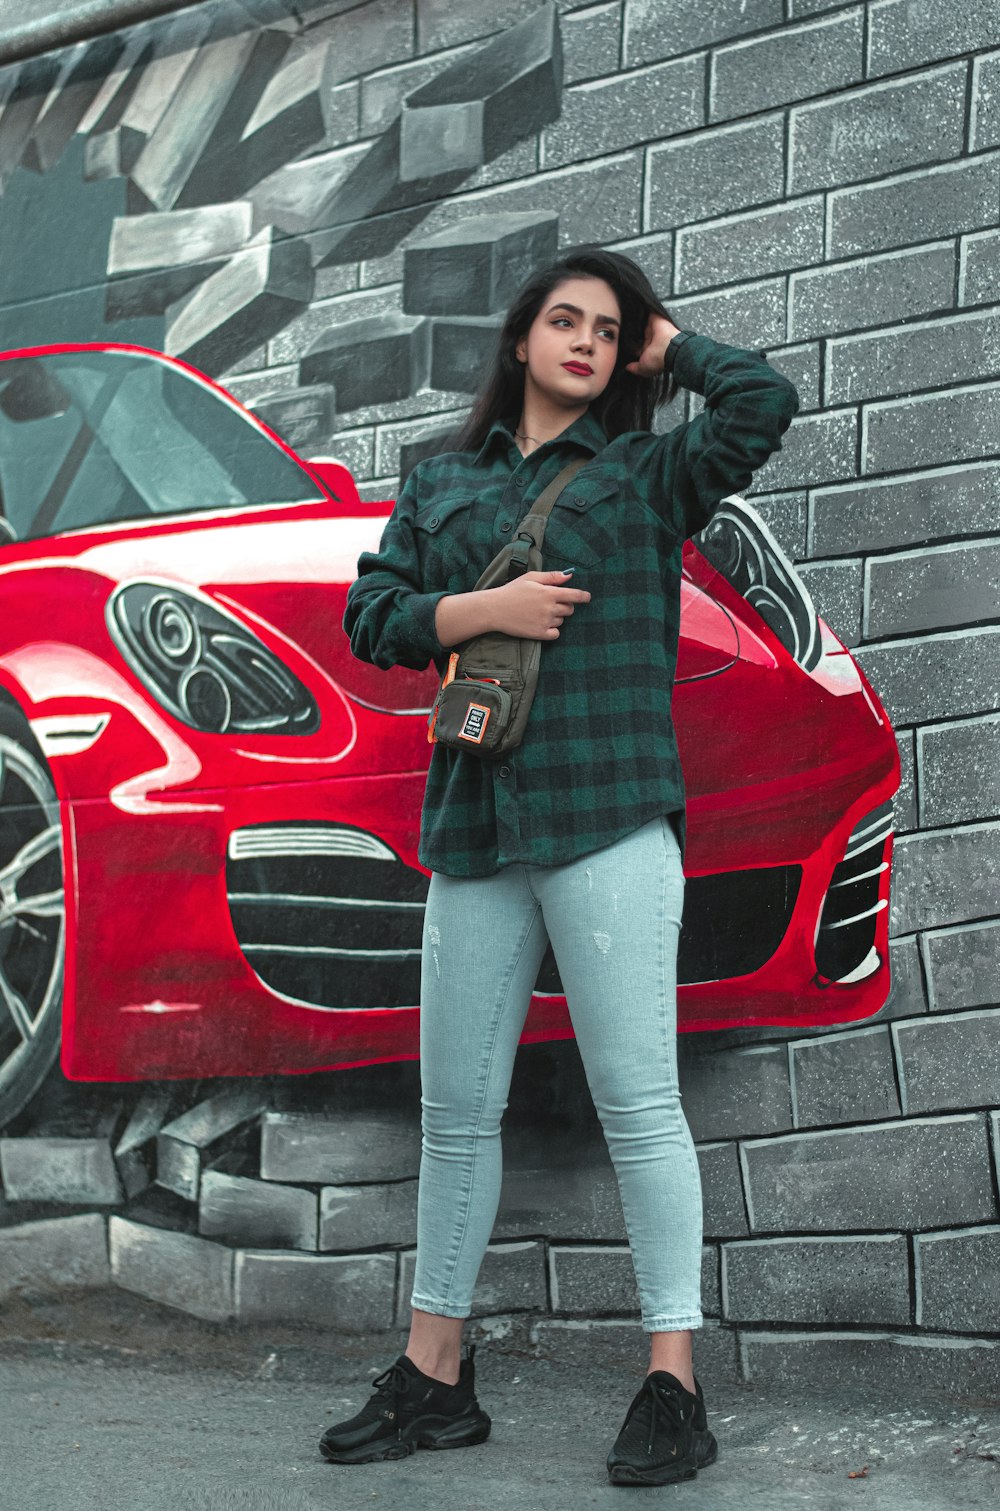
xmin=0 ymin=703 xmax=64 ymax=1131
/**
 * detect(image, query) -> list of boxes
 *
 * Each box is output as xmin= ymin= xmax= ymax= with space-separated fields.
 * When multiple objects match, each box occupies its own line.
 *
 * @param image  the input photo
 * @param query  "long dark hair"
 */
xmin=450 ymin=245 xmax=680 ymax=454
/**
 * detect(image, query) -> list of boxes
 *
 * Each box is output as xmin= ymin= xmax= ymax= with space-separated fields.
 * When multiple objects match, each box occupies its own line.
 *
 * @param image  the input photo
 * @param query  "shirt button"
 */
xmin=500 ymin=520 xmax=511 ymax=532
xmin=514 ymin=476 xmax=526 ymax=488
xmin=499 ymin=765 xmax=510 ymax=778
xmin=429 ymin=516 xmax=439 ymax=527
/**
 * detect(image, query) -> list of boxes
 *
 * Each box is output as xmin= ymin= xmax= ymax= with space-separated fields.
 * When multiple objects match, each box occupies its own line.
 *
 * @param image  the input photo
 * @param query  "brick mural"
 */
xmin=0 ymin=0 xmax=997 ymax=1395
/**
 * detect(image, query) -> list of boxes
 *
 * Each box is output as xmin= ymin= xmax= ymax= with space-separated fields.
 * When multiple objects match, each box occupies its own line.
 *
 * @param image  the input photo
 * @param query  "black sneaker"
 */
xmin=607 ymin=1369 xmax=718 ymax=1487
xmin=319 ymin=1343 xmax=491 ymax=1464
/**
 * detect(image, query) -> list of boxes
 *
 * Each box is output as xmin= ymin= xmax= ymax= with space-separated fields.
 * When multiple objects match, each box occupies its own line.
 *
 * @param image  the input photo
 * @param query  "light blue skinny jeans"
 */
xmin=410 ymin=812 xmax=704 ymax=1333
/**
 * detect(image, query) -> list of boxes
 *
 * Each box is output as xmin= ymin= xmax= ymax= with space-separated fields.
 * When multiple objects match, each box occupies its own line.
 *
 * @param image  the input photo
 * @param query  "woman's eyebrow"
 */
xmin=547 ymin=301 xmax=621 ymax=328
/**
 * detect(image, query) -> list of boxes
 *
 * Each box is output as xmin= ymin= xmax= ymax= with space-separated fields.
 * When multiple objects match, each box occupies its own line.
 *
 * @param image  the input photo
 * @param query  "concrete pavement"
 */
xmin=1 ymin=1286 xmax=998 ymax=1510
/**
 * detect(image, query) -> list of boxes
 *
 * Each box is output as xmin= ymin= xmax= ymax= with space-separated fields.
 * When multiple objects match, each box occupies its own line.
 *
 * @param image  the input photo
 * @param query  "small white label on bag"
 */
xmin=460 ymin=702 xmax=490 ymax=743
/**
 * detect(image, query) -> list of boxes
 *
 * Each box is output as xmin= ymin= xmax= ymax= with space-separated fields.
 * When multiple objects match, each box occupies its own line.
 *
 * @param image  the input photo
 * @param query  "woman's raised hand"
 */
xmin=490 ymin=570 xmax=591 ymax=639
xmin=625 ymin=312 xmax=682 ymax=378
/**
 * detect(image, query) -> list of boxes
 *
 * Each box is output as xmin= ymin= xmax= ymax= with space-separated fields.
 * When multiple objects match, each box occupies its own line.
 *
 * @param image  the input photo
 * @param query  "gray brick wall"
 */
xmin=723 ymin=1234 xmax=911 ymax=1326
xmin=710 ymin=7 xmax=864 ymax=122
xmin=892 ymin=1008 xmax=1000 ymax=1115
xmin=922 ymin=920 xmax=1000 ymax=1012
xmin=829 ymin=152 xmax=1000 ymax=256
xmin=679 ymin=1043 xmax=793 ymax=1141
xmin=789 ymin=1024 xmax=901 ymax=1128
xmin=0 ymin=0 xmax=997 ymax=1392
xmin=677 ymin=198 xmax=824 ymax=296
xmin=740 ymin=1115 xmax=998 ymax=1233
xmin=915 ymin=1224 xmax=1000 ymax=1332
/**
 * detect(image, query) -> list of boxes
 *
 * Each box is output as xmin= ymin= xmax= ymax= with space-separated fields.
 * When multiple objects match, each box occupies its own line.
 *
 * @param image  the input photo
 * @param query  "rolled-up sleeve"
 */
xmin=342 ymin=472 xmax=451 ymax=672
xmin=645 ymin=331 xmax=801 ymax=540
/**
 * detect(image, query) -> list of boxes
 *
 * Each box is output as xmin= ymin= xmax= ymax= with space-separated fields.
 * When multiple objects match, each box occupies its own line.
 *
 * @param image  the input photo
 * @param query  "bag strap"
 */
xmin=505 ymin=455 xmax=590 ymax=579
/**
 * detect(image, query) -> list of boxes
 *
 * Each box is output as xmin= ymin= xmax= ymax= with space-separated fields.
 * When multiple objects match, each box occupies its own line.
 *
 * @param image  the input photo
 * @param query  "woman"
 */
xmin=324 ymin=247 xmax=799 ymax=1486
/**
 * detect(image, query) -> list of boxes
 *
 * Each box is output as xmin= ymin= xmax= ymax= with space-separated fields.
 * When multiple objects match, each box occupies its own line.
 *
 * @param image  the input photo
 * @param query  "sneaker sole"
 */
xmin=320 ymin=1410 xmax=492 ymax=1465
xmin=696 ymin=1430 xmax=719 ymax=1468
xmin=607 ymin=1429 xmax=718 ymax=1487
xmin=608 ymin=1458 xmax=699 ymax=1486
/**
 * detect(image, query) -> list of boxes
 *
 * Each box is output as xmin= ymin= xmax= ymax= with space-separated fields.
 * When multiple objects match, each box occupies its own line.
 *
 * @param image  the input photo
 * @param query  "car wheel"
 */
xmin=0 ymin=705 xmax=64 ymax=1131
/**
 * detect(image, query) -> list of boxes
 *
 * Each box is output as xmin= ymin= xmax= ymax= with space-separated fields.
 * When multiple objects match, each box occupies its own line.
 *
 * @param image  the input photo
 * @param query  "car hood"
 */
xmin=57 ymin=502 xmax=741 ymax=709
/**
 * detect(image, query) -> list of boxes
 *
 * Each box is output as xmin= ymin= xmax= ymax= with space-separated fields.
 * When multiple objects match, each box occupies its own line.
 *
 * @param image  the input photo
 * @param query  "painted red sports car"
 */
xmin=0 ymin=343 xmax=899 ymax=1127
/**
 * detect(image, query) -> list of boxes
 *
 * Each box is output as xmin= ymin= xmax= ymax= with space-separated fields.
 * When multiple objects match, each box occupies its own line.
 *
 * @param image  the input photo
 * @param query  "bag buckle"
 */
xmin=507 ymin=537 xmax=533 ymax=578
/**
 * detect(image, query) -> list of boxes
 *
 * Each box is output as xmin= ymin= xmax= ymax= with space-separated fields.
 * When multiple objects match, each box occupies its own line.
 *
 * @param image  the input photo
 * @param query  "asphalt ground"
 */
xmin=1 ymin=1288 xmax=998 ymax=1511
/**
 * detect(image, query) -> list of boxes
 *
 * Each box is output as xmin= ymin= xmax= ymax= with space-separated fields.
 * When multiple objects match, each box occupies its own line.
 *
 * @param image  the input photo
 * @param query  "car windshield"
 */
xmin=0 ymin=348 xmax=321 ymax=541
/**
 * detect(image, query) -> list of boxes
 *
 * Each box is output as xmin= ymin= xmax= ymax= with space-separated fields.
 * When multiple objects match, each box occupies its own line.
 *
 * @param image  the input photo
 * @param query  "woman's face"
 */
xmin=515 ymin=275 xmax=621 ymax=411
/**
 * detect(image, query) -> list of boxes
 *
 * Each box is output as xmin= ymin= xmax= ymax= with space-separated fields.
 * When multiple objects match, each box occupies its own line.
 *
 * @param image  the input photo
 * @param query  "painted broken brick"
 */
xmin=399 ymin=2 xmax=562 ymax=182
xmin=260 ymin=1109 xmax=422 ymax=1185
xmin=109 ymin=201 xmax=253 ymax=274
xmin=229 ymin=39 xmax=339 ymax=195
xmin=319 ymin=1179 xmax=418 ymax=1251
xmin=105 ymin=258 xmax=219 ymax=321
xmin=84 ymin=24 xmax=213 ymax=183
xmin=199 ymin=1167 xmax=319 ymax=1250
xmin=248 ymin=141 xmax=370 ymax=237
xmin=0 ymin=1215 xmax=110 ymax=1298
xmin=110 ymin=1218 xmax=235 ymax=1321
xmin=22 ymin=35 xmax=127 ymax=175
xmin=305 ymin=11 xmax=562 ymax=268
xmin=114 ymin=1085 xmax=180 ymax=1201
xmin=180 ymin=28 xmax=297 ymax=207
xmin=106 ymin=202 xmax=254 ymax=318
xmin=300 ymin=311 xmax=431 ymax=411
xmin=405 ymin=211 xmax=558 ymax=315
xmin=305 ymin=122 xmax=473 ymax=268
xmin=73 ymin=30 xmax=150 ymax=138
xmin=90 ymin=38 xmax=161 ymax=155
xmin=248 ymin=384 xmax=337 ymax=451
xmin=115 ymin=11 xmax=215 ymax=138
xmin=430 ymin=314 xmax=504 ymax=392
xmin=84 ymin=124 xmax=146 ymax=181
xmin=0 ymin=1099 xmax=127 ymax=1206
xmin=156 ymin=1083 xmax=272 ymax=1203
xmin=309 ymin=128 xmax=458 ymax=267
xmin=164 ymin=226 xmax=314 ymax=375
xmin=0 ymin=56 xmax=62 ymax=193
xmin=130 ymin=25 xmax=289 ymax=211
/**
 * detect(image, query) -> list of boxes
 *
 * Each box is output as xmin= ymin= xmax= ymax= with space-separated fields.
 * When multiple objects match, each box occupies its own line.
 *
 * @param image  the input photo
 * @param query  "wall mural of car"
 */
xmin=0 ymin=342 xmax=900 ymax=1129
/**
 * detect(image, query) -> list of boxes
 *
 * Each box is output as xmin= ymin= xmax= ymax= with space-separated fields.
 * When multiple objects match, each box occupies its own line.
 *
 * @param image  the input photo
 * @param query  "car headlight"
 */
xmin=107 ymin=582 xmax=320 ymax=735
xmin=695 ymin=495 xmax=822 ymax=672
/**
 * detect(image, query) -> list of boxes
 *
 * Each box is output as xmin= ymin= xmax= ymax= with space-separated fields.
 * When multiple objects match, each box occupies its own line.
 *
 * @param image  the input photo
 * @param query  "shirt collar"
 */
xmin=472 ymin=407 xmax=607 ymax=466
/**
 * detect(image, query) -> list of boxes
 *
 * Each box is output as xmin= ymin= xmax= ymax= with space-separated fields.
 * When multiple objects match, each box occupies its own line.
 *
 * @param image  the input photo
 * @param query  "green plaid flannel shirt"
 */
xmin=343 ymin=330 xmax=800 ymax=877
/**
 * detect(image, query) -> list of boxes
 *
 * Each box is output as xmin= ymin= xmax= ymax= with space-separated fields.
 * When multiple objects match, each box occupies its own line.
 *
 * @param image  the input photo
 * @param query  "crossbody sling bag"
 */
xmin=426 ymin=455 xmax=590 ymax=760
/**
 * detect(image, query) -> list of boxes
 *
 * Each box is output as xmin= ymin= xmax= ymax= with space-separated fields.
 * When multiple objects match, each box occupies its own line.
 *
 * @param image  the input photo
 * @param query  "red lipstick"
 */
xmin=562 ymin=361 xmax=593 ymax=375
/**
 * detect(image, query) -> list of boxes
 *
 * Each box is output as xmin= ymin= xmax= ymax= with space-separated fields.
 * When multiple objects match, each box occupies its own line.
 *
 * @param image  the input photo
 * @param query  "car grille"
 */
xmin=813 ymin=799 xmax=892 ymax=984
xmin=227 ymin=825 xmax=429 ymax=1009
xmin=228 ymin=823 xmax=801 ymax=1007
xmin=535 ymin=862 xmax=801 ymax=992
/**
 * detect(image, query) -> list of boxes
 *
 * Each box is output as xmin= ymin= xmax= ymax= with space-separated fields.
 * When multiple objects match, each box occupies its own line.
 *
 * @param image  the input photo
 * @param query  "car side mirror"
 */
xmin=306 ymin=456 xmax=362 ymax=507
xmin=0 ymin=359 xmax=71 ymax=422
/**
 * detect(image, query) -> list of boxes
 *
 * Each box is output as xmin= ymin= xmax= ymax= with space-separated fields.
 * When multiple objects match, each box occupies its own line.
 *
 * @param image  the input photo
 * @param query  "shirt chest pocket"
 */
xmin=412 ymin=495 xmax=475 ymax=590
xmin=541 ymin=476 xmax=622 ymax=570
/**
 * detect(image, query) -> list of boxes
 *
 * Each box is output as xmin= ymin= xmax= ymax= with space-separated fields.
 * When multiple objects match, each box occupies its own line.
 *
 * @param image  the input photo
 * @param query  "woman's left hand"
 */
xmin=625 ymin=313 xmax=682 ymax=378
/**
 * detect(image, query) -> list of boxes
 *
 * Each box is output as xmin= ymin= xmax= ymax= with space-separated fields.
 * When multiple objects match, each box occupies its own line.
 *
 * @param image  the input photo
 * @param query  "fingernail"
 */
xmin=562 ymin=568 xmax=575 ymax=576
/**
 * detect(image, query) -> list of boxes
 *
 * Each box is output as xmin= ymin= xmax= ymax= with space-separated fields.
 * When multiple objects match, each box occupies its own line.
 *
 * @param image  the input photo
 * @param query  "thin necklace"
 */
xmin=515 ymin=429 xmax=544 ymax=445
